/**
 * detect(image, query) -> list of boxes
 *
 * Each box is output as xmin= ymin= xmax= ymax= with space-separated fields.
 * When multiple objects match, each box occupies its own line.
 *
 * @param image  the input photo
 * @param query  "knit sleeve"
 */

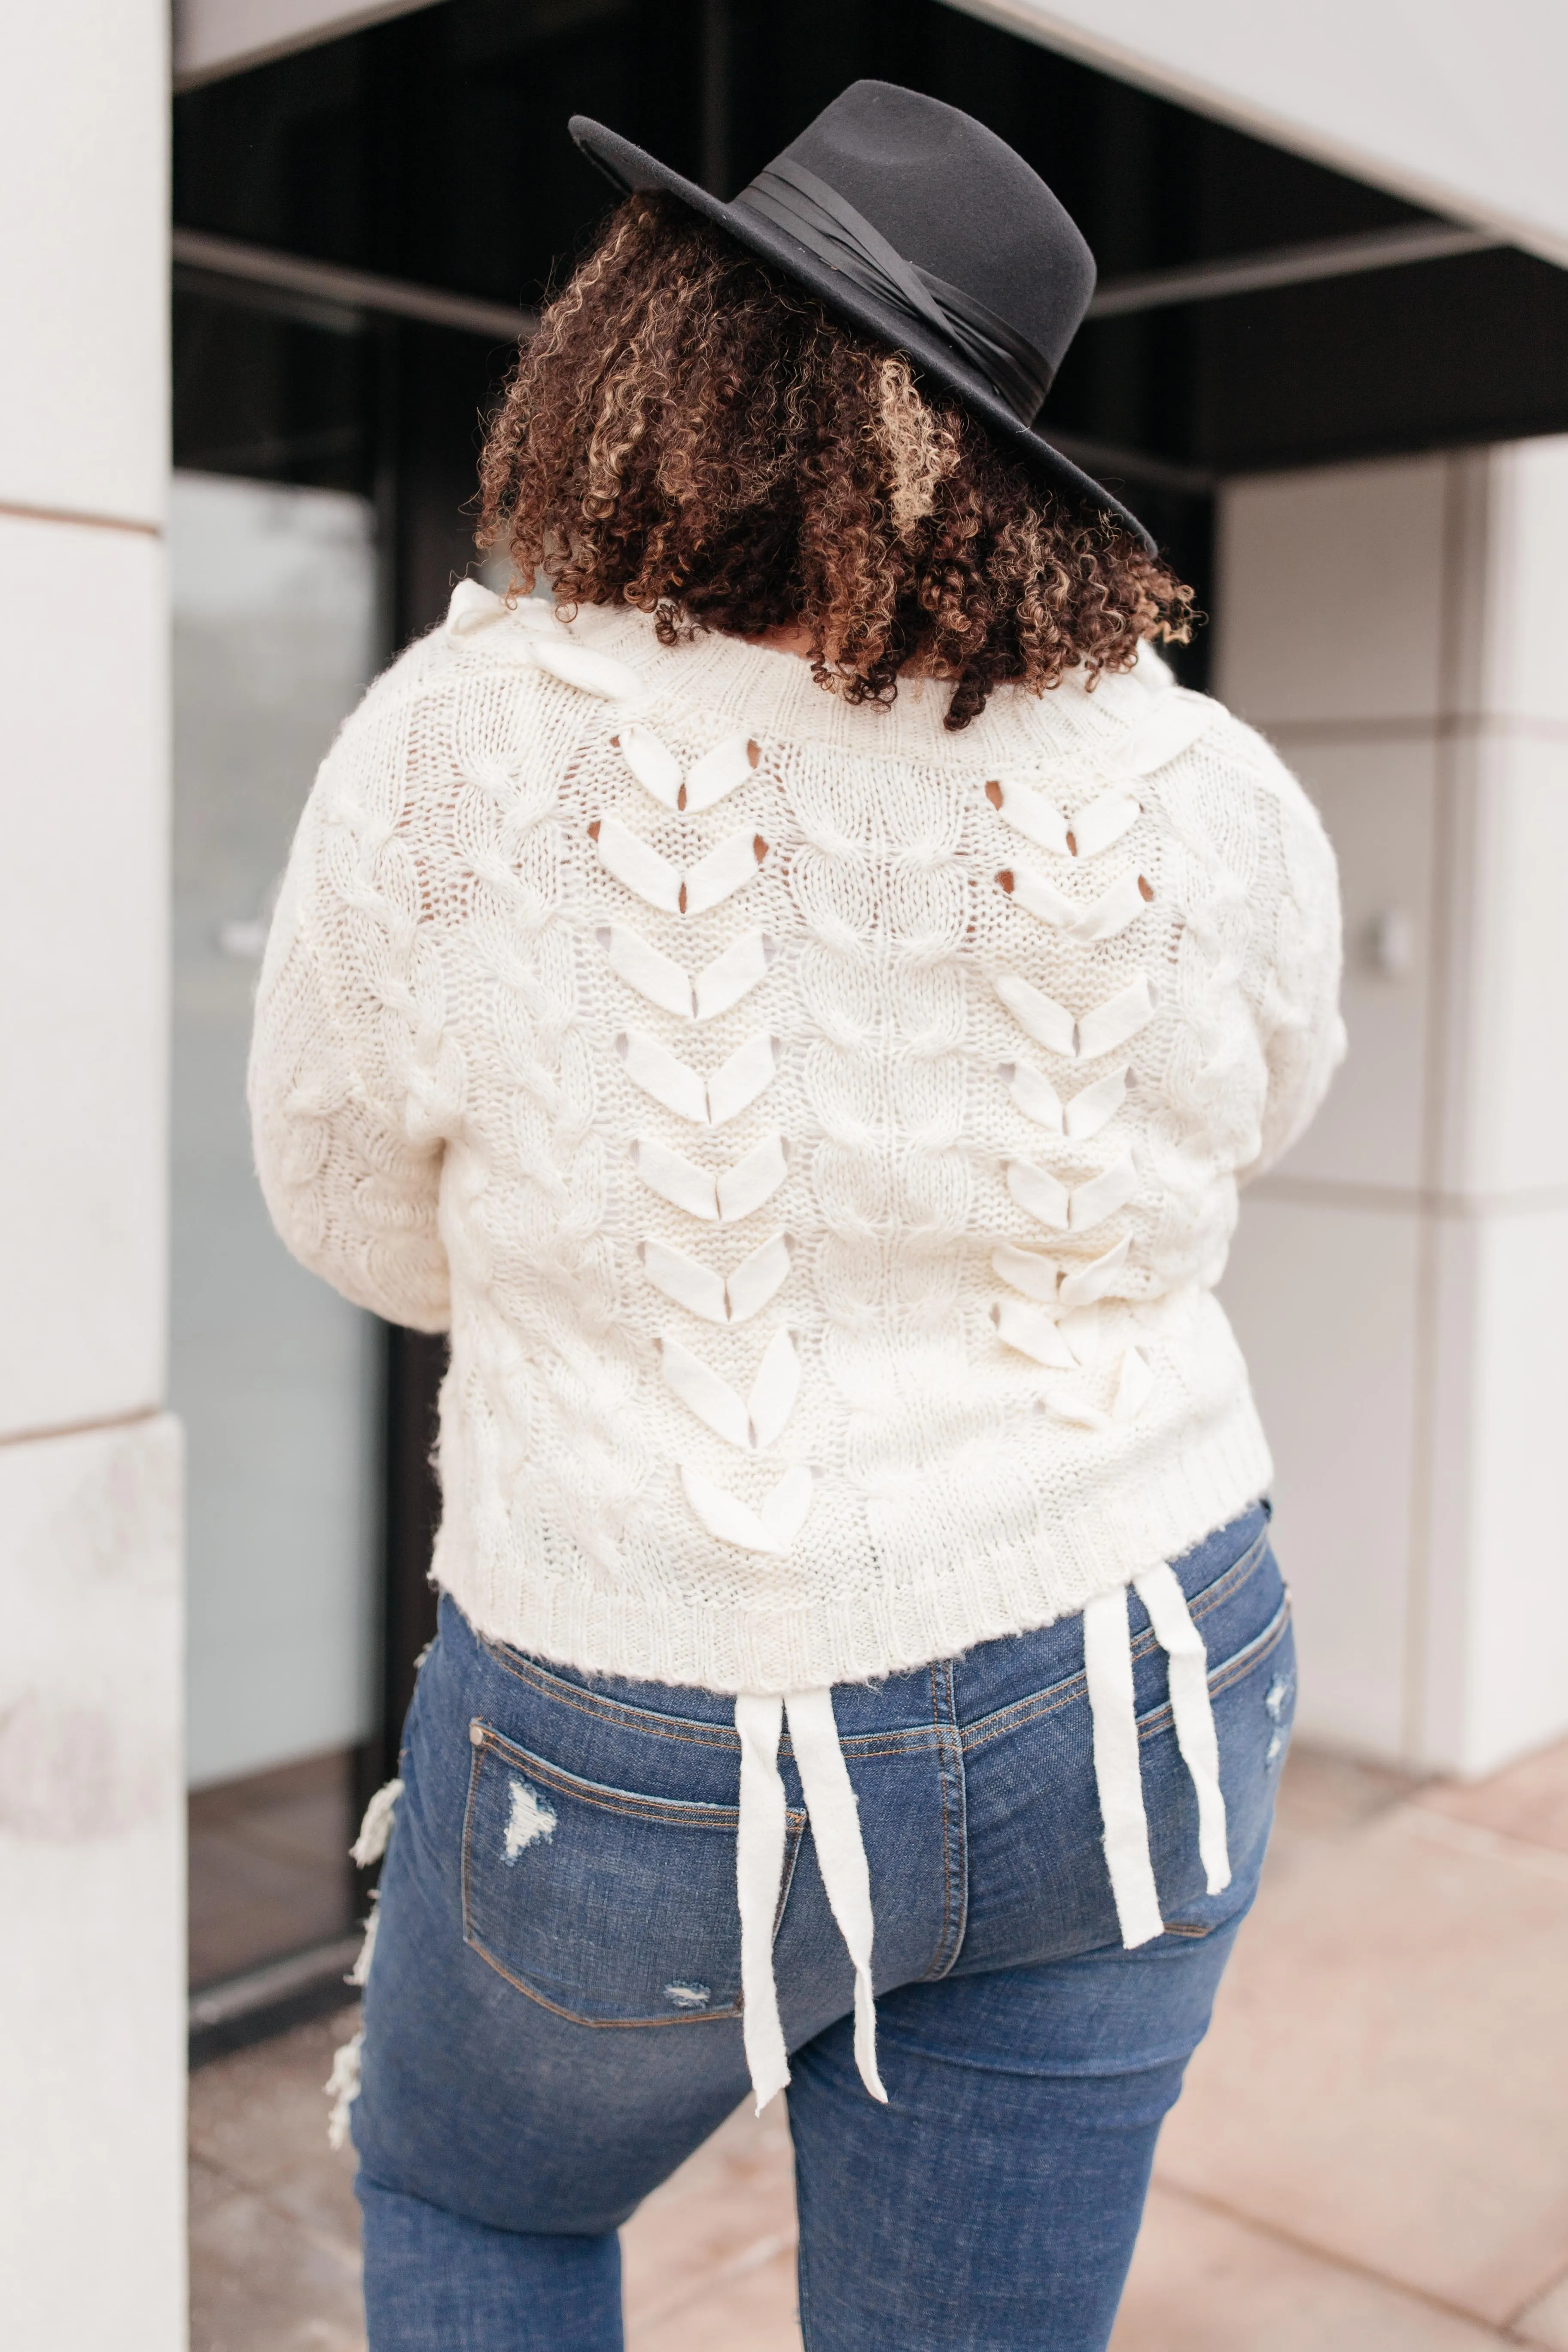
xmin=1239 ymin=750 xmax=1347 ymax=1185
xmin=247 ymin=672 xmax=453 ymax=1334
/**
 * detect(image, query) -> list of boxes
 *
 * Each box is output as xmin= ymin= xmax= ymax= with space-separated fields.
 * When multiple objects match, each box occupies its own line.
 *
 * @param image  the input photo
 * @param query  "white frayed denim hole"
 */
xmin=503 ymin=1779 xmax=557 ymax=1860
xmin=347 ymin=1895 xmax=380 ymax=1987
xmin=350 ymin=1777 xmax=402 ymax=1868
xmin=325 ymin=2029 xmax=363 ymax=2151
xmin=1264 ymin=1670 xmax=1294 ymax=1765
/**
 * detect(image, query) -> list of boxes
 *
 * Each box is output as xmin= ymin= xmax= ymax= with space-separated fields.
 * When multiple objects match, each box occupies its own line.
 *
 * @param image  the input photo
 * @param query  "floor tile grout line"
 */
xmin=1394 ymin=1802 xmax=1568 ymax=1884
xmin=1504 ymin=2259 xmax=1568 ymax=2337
xmin=1150 ymin=2176 xmax=1521 ymax=2338
xmin=632 ymin=2227 xmax=799 ymax=2332
xmin=189 ymin=2144 xmax=362 ymax=2273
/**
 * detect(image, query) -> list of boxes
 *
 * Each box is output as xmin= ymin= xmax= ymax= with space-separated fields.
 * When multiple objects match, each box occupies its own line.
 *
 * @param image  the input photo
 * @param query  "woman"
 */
xmin=251 ymin=81 xmax=1343 ymax=2352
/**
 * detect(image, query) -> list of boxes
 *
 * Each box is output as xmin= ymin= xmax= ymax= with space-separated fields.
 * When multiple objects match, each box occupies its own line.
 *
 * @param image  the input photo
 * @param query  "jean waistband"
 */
xmin=486 ymin=1497 xmax=1273 ymax=1737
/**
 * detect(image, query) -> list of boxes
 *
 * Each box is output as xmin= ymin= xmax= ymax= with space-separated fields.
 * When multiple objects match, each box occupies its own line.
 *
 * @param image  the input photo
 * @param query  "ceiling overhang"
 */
xmin=173 ymin=0 xmax=444 ymax=90
xmin=947 ymin=0 xmax=1568 ymax=269
xmin=174 ymin=0 xmax=1568 ymax=274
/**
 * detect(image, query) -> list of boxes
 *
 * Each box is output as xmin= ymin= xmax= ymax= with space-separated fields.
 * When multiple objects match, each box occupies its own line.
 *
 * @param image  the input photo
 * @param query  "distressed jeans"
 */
xmin=353 ymin=1501 xmax=1293 ymax=2351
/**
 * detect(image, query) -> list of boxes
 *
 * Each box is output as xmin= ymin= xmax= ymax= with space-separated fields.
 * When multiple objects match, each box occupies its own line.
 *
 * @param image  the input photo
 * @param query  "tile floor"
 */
xmin=188 ymin=1748 xmax=360 ymax=1990
xmin=190 ymin=1737 xmax=1568 ymax=2351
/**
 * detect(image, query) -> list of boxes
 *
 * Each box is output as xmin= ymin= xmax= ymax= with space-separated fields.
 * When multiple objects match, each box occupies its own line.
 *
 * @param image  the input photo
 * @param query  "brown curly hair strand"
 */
xmin=478 ymin=193 xmax=1194 ymax=730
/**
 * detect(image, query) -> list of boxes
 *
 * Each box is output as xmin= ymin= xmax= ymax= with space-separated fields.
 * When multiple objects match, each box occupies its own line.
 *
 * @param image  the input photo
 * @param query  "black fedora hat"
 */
xmin=570 ymin=80 xmax=1152 ymax=551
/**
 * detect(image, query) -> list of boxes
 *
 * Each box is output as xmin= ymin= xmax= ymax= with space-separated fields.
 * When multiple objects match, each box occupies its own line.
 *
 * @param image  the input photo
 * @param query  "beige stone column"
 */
xmin=0 ymin=5 xmax=184 ymax=2346
xmin=1217 ymin=439 xmax=1568 ymax=1774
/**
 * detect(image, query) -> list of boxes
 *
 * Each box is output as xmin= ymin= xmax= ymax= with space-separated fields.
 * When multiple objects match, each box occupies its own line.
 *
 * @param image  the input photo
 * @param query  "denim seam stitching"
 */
xmin=463 ymin=1939 xmax=747 ymax=2029
xmin=924 ymin=1658 xmax=970 ymax=1983
xmin=959 ymin=1528 xmax=1273 ymax=1754
xmin=471 ymin=1725 xmax=749 ymax=1829
xmin=478 ymin=1640 xmax=947 ymax=1757
xmin=945 ymin=1662 xmax=971 ymax=1979
xmin=474 ymin=1523 xmax=1271 ymax=1762
xmin=919 ymin=1661 xmax=957 ymax=1983
xmin=477 ymin=1645 xmax=743 ymax=1750
xmin=1132 ymin=1600 xmax=1292 ymax=1746
xmin=961 ymin=1586 xmax=1288 ymax=1758
xmin=460 ymin=1734 xmax=807 ymax=2029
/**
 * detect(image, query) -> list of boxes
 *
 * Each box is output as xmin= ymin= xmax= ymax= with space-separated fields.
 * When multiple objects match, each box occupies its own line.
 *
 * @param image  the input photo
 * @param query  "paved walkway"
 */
xmin=190 ymin=1738 xmax=1568 ymax=2350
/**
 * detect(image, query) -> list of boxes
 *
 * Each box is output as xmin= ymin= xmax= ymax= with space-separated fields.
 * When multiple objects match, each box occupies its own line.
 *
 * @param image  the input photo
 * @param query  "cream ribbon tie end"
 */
xmin=530 ymin=634 xmax=642 ymax=700
xmin=732 ymin=1686 xmax=886 ymax=2115
xmin=1132 ymin=1562 xmax=1230 ymax=1895
xmin=443 ymin=581 xmax=644 ymax=698
xmin=734 ymin=1693 xmax=791 ymax=2112
xmin=1083 ymin=1563 xmax=1232 ymax=1952
xmin=786 ymin=1688 xmax=887 ymax=2105
xmin=1082 ymin=1586 xmax=1163 ymax=1947
xmin=445 ymin=578 xmax=507 ymax=635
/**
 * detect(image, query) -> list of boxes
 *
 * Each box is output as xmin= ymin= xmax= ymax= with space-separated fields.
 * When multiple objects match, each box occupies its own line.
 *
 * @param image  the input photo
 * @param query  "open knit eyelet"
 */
xmin=592 ymin=813 xmax=768 ymax=919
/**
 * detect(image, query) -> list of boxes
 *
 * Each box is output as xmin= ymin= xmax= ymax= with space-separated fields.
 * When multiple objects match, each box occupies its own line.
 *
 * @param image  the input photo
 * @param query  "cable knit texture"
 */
xmin=250 ymin=585 xmax=1343 ymax=1693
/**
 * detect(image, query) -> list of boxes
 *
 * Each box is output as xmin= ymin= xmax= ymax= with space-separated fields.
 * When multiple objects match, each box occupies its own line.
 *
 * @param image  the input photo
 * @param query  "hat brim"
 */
xmin=569 ymin=116 xmax=1155 ymax=554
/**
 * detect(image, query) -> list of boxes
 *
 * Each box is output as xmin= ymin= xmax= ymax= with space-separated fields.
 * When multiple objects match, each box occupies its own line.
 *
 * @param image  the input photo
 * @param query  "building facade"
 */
xmin=4 ymin=2 xmax=1567 ymax=2342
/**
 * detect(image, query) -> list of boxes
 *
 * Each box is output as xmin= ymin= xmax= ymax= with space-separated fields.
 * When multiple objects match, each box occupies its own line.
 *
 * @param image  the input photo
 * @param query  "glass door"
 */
xmin=171 ymin=470 xmax=380 ymax=1990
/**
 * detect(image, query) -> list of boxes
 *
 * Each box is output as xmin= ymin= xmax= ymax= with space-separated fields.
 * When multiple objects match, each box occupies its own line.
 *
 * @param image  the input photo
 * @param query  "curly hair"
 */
xmin=478 ymin=193 xmax=1194 ymax=730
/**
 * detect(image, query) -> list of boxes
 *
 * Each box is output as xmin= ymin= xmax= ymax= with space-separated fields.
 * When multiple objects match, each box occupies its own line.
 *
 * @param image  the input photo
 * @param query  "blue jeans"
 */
xmin=354 ymin=1503 xmax=1292 ymax=2351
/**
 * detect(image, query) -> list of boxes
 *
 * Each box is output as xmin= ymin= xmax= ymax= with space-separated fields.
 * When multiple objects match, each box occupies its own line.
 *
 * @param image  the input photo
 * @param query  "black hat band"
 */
xmin=734 ymin=156 xmax=1054 ymax=426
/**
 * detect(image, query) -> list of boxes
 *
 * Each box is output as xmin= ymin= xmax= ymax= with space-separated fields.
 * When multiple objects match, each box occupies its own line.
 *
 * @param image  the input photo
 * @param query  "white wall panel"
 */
xmin=0 ymin=1417 xmax=184 ymax=2352
xmin=1221 ymin=1196 xmax=1419 ymax=1759
xmin=0 ymin=0 xmax=166 ymax=523
xmin=1218 ymin=442 xmax=1568 ymax=1775
xmin=1456 ymin=736 xmax=1568 ymax=1198
xmin=948 ymin=0 xmax=1568 ymax=267
xmin=0 ymin=514 xmax=167 ymax=1437
xmin=1439 ymin=1210 xmax=1568 ymax=1772
xmin=1480 ymin=436 xmax=1568 ymax=728
xmin=1271 ymin=739 xmax=1436 ymax=1194
xmin=1215 ymin=457 xmax=1449 ymax=729
xmin=0 ymin=1 xmax=179 ymax=2343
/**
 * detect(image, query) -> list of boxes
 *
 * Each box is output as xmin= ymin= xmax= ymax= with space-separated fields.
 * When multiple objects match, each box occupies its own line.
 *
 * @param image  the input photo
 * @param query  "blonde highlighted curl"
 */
xmin=478 ymin=194 xmax=1194 ymax=730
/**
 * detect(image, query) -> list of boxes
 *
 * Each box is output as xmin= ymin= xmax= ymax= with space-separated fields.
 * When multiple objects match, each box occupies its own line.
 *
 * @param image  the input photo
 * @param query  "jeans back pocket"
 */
xmin=461 ymin=1720 xmax=804 ymax=2028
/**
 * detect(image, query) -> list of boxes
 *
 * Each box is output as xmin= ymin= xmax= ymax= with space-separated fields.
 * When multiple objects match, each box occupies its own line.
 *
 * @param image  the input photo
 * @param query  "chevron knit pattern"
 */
xmin=249 ymin=585 xmax=1344 ymax=1694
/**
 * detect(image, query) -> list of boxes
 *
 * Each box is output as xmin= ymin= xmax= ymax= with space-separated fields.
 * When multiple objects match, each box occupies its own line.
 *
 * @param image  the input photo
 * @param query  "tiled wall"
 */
xmin=0 ymin=6 xmax=184 ymax=2347
xmin=1216 ymin=441 xmax=1568 ymax=1774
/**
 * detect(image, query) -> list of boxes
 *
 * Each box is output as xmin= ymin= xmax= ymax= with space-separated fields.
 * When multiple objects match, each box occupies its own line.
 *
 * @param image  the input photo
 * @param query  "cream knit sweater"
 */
xmin=250 ymin=582 xmax=1343 ymax=1698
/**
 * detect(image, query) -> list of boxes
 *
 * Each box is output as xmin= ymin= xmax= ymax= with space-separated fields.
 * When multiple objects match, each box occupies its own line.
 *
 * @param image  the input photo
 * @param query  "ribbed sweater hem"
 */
xmin=432 ymin=1404 xmax=1274 ymax=1695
